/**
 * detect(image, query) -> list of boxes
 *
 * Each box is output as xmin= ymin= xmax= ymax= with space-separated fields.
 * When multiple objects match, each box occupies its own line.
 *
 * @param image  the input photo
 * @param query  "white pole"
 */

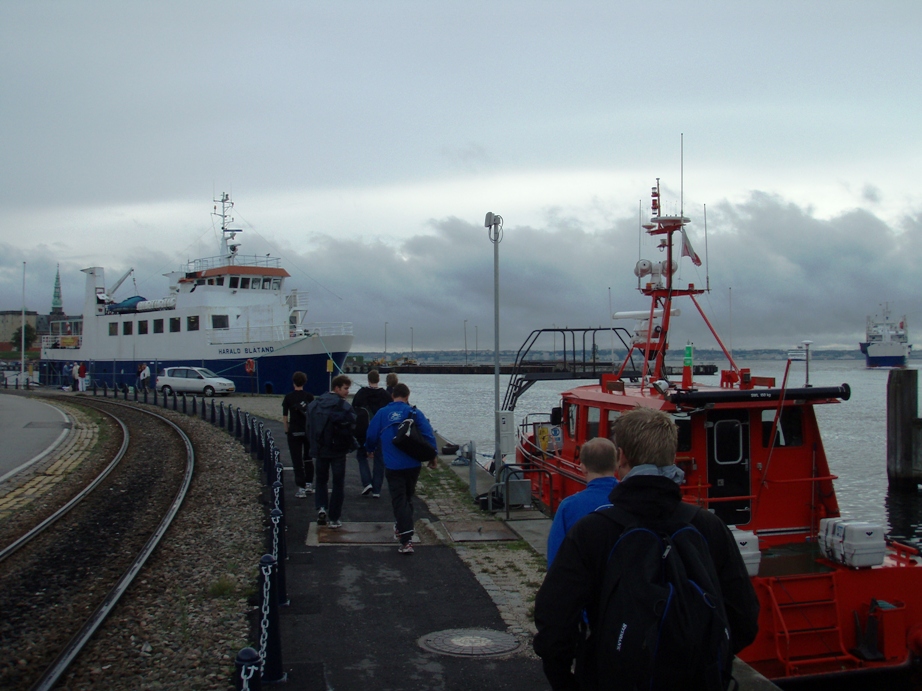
xmin=21 ymin=262 xmax=26 ymax=384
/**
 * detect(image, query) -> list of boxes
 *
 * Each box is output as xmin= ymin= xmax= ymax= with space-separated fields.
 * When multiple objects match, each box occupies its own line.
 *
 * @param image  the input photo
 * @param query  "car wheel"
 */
xmin=203 ymin=385 xmax=215 ymax=397
xmin=162 ymin=385 xmax=173 ymax=396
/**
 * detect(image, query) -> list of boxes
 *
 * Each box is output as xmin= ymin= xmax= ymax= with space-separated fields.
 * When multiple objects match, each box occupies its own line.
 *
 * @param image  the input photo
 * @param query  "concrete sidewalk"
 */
xmin=255 ymin=411 xmax=551 ymax=691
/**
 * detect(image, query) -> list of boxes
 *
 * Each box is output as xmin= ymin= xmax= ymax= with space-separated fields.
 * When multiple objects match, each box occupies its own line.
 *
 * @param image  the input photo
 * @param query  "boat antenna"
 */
xmin=680 ymin=133 xmax=684 ymax=222
xmin=704 ymin=203 xmax=710 ymax=292
xmin=728 ymin=286 xmax=733 ymax=359
xmin=609 ymin=286 xmax=616 ymax=371
xmin=637 ymin=200 xmax=643 ymax=290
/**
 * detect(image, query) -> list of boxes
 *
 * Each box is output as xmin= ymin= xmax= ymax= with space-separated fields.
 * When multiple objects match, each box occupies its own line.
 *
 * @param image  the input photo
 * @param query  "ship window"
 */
xmin=138 ymin=320 xmax=148 ymax=335
xmin=212 ymin=315 xmax=229 ymax=330
xmin=216 ymin=277 xmax=225 ymax=286
xmin=602 ymin=409 xmax=621 ymax=439
xmin=240 ymin=277 xmax=250 ymax=289
xmin=674 ymin=417 xmax=692 ymax=452
xmin=207 ymin=278 xmax=214 ymax=285
xmin=262 ymin=278 xmax=272 ymax=289
xmin=252 ymin=279 xmax=262 ymax=290
xmin=586 ymin=407 xmax=601 ymax=440
xmin=567 ymin=404 xmax=578 ymax=439
xmin=169 ymin=317 xmax=181 ymax=333
xmin=187 ymin=316 xmax=199 ymax=331
xmin=229 ymin=277 xmax=240 ymax=289
xmin=271 ymin=278 xmax=281 ymax=290
xmin=109 ymin=322 xmax=118 ymax=336
xmin=153 ymin=319 xmax=164 ymax=334
xmin=714 ymin=420 xmax=743 ymax=464
xmin=761 ymin=408 xmax=804 ymax=447
xmin=123 ymin=321 xmax=133 ymax=336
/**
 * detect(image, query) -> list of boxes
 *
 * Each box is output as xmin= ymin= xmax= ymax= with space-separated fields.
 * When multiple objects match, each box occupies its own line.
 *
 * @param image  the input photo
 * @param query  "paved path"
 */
xmin=0 ymin=392 xmax=71 ymax=481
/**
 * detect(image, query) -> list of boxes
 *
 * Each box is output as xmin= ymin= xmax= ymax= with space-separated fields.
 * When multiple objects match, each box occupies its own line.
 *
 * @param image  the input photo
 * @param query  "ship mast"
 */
xmin=214 ymin=192 xmax=242 ymax=264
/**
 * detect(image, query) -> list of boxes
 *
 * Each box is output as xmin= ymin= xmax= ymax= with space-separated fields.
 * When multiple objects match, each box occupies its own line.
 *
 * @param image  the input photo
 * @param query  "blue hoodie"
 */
xmin=365 ymin=400 xmax=437 ymax=471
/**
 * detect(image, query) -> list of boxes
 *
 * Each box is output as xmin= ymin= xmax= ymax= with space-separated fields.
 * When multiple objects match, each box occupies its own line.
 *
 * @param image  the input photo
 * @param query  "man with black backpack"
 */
xmin=534 ymin=407 xmax=759 ymax=691
xmin=351 ymin=369 xmax=392 ymax=498
xmin=307 ymin=374 xmax=357 ymax=529
xmin=282 ymin=371 xmax=314 ymax=498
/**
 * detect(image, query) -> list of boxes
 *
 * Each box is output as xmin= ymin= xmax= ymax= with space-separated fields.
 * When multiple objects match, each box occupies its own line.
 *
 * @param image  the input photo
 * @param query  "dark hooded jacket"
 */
xmin=533 ymin=474 xmax=760 ymax=690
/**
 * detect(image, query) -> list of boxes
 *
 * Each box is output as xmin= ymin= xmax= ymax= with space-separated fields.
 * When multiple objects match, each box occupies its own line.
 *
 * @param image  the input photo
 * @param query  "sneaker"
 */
xmin=372 ymin=493 xmax=381 ymax=498
xmin=295 ymin=487 xmax=308 ymax=498
xmin=317 ymin=509 xmax=327 ymax=526
xmin=328 ymin=520 xmax=342 ymax=529
xmin=361 ymin=484 xmax=373 ymax=496
xmin=304 ymin=482 xmax=315 ymax=494
xmin=397 ymin=542 xmax=414 ymax=555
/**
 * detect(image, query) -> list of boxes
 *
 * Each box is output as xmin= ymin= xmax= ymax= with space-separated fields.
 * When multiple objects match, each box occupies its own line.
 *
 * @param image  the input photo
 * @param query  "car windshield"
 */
xmin=197 ymin=368 xmax=219 ymax=378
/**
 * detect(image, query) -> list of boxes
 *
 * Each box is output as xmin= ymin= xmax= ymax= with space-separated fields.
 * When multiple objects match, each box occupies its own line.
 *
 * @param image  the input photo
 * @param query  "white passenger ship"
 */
xmin=41 ymin=194 xmax=353 ymax=395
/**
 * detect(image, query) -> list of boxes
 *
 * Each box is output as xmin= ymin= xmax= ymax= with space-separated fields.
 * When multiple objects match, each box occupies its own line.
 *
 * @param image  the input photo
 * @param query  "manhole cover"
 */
xmin=418 ymin=628 xmax=523 ymax=658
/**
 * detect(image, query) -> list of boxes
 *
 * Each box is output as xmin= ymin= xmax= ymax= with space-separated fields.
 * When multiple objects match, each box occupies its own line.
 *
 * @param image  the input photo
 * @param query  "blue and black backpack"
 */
xmin=594 ymin=502 xmax=734 ymax=691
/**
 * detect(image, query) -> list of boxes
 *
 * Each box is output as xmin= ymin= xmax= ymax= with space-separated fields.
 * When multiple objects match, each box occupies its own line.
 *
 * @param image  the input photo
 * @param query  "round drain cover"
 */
xmin=418 ymin=628 xmax=523 ymax=658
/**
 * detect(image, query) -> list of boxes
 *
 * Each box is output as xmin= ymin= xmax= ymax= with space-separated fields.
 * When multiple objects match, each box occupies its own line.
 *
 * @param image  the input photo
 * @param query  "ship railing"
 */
xmin=185 ymin=254 xmax=282 ymax=272
xmin=207 ymin=322 xmax=353 ymax=344
xmin=41 ymin=334 xmax=83 ymax=350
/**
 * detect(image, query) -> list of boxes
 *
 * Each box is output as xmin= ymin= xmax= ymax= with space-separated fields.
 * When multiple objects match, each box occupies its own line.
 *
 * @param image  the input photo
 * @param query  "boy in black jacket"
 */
xmin=351 ymin=370 xmax=393 ymax=497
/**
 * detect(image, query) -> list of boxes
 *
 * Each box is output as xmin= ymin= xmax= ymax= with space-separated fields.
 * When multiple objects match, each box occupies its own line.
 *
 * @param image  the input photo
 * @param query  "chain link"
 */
xmin=258 ymin=561 xmax=272 ymax=671
xmin=271 ymin=512 xmax=280 ymax=560
xmin=240 ymin=659 xmax=255 ymax=690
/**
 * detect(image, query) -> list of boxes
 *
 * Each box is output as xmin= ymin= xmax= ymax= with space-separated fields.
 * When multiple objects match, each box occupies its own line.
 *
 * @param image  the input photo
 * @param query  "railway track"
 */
xmin=0 ymin=398 xmax=195 ymax=690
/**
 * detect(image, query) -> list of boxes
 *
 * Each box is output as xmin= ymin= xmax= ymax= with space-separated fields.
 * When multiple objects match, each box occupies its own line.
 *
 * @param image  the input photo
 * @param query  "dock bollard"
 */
xmin=257 ymin=554 xmax=286 ymax=683
xmin=210 ymin=398 xmax=216 ymax=424
xmin=153 ymin=387 xmax=157 ymax=406
xmin=254 ymin=422 xmax=263 ymax=460
xmin=124 ymin=384 xmax=130 ymax=401
xmin=143 ymin=388 xmax=148 ymax=405
xmin=269 ymin=507 xmax=288 ymax=605
xmin=234 ymin=647 xmax=262 ymax=691
xmin=172 ymin=391 xmax=178 ymax=411
xmin=235 ymin=408 xmax=243 ymax=439
xmin=219 ymin=401 xmax=225 ymax=428
xmin=244 ymin=412 xmax=251 ymax=446
xmin=133 ymin=386 xmax=138 ymax=402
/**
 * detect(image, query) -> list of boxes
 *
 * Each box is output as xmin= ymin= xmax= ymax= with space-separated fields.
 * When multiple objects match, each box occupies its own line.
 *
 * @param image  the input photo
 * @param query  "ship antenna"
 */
xmin=704 ymin=203 xmax=710 ymax=292
xmin=680 ymin=133 xmax=684 ymax=222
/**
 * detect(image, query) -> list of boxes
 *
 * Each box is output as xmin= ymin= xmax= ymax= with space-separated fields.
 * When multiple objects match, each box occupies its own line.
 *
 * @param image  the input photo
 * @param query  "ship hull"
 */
xmin=859 ymin=342 xmax=910 ymax=368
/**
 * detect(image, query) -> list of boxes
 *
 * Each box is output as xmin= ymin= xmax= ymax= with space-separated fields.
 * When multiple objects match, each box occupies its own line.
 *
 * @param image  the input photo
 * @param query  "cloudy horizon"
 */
xmin=2 ymin=2 xmax=919 ymax=354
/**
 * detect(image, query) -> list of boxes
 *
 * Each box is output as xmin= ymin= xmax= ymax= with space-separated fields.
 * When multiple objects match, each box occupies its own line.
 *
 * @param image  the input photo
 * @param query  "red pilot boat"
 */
xmin=512 ymin=180 xmax=922 ymax=684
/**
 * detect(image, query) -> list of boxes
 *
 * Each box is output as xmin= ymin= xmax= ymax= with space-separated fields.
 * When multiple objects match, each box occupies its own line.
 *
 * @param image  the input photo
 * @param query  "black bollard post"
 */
xmin=153 ymin=386 xmax=158 ymax=406
xmin=210 ymin=398 xmax=216 ymax=424
xmin=244 ymin=413 xmax=251 ymax=446
xmin=252 ymin=421 xmax=262 ymax=459
xmin=219 ymin=401 xmax=225 ymax=428
xmin=134 ymin=385 xmax=138 ymax=402
xmin=269 ymin=508 xmax=288 ymax=605
xmin=191 ymin=395 xmax=197 ymax=417
xmin=257 ymin=554 xmax=286 ymax=683
xmin=172 ymin=391 xmax=178 ymax=411
xmin=123 ymin=384 xmax=129 ymax=401
xmin=235 ymin=408 xmax=243 ymax=439
xmin=101 ymin=381 xmax=107 ymax=398
xmin=234 ymin=647 xmax=262 ymax=691
xmin=92 ymin=381 xmax=97 ymax=396
xmin=143 ymin=388 xmax=148 ymax=404
xmin=181 ymin=393 xmax=187 ymax=414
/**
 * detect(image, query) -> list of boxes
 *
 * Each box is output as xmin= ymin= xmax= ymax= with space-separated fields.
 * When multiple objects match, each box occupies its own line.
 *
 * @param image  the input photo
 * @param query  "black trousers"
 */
xmin=385 ymin=466 xmax=421 ymax=545
xmin=286 ymin=433 xmax=313 ymax=488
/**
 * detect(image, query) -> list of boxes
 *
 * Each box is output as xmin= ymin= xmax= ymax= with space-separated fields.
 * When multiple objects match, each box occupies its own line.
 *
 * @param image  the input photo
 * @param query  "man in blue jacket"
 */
xmin=365 ymin=382 xmax=437 ymax=555
xmin=546 ymin=437 xmax=618 ymax=566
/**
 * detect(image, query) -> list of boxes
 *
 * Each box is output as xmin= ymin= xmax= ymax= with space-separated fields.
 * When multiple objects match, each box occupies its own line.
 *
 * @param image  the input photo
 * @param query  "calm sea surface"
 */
xmin=400 ymin=360 xmax=922 ymax=546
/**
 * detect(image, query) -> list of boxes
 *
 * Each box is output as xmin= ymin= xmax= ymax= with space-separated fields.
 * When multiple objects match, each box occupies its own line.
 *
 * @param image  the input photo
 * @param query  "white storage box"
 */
xmin=731 ymin=528 xmax=761 ymax=577
xmin=819 ymin=518 xmax=857 ymax=561
xmin=839 ymin=522 xmax=886 ymax=568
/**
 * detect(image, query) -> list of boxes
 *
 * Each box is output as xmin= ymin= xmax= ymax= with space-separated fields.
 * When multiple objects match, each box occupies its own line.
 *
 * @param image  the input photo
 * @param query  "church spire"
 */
xmin=51 ymin=264 xmax=64 ymax=315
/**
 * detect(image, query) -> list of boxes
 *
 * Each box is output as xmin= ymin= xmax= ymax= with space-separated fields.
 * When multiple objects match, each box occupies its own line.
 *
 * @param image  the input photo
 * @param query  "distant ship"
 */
xmin=859 ymin=303 xmax=911 ymax=368
xmin=41 ymin=194 xmax=353 ymax=395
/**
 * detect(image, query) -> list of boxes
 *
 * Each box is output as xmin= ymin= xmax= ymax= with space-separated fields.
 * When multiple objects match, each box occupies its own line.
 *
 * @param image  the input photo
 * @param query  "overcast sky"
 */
xmin=2 ymin=1 xmax=920 ymax=353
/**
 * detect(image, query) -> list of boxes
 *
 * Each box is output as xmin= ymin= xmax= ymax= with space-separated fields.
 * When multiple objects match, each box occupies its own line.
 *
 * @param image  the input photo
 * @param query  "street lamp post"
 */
xmin=411 ymin=327 xmax=414 ymax=356
xmin=475 ymin=325 xmax=478 ymax=362
xmin=464 ymin=319 xmax=468 ymax=366
xmin=384 ymin=322 xmax=388 ymax=361
xmin=485 ymin=212 xmax=504 ymax=478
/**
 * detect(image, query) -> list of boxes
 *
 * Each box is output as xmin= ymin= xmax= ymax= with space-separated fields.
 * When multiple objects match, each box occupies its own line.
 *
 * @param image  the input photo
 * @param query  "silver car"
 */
xmin=157 ymin=366 xmax=235 ymax=397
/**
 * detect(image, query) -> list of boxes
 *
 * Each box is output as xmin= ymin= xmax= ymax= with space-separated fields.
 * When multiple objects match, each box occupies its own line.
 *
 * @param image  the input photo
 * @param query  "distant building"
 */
xmin=0 ymin=310 xmax=38 ymax=351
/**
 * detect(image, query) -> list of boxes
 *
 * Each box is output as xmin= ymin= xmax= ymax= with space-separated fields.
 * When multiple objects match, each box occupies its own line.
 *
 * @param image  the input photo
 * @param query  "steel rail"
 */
xmin=0 ymin=402 xmax=130 ymax=563
xmin=28 ymin=401 xmax=196 ymax=691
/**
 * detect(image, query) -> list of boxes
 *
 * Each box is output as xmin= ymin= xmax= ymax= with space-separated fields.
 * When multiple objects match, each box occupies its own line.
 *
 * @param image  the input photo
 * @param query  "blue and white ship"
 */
xmin=41 ymin=194 xmax=353 ymax=395
xmin=859 ymin=303 xmax=911 ymax=368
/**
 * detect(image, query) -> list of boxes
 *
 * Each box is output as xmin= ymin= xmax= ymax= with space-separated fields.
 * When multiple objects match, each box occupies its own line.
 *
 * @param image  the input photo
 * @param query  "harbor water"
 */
xmin=401 ymin=360 xmax=922 ymax=547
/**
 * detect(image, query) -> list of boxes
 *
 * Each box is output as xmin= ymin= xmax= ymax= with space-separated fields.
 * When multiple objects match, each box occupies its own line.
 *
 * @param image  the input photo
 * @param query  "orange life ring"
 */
xmin=245 ymin=358 xmax=256 ymax=374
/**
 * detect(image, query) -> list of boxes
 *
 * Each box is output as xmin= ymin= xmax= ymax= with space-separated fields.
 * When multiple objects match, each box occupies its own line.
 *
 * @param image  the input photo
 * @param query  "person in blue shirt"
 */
xmin=546 ymin=437 xmax=619 ymax=566
xmin=365 ymin=382 xmax=437 ymax=555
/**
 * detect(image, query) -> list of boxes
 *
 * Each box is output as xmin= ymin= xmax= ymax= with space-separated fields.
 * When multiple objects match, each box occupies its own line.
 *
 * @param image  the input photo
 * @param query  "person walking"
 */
xmin=139 ymin=363 xmax=151 ymax=394
xmin=351 ymin=369 xmax=392 ymax=497
xmin=307 ymin=374 xmax=356 ymax=529
xmin=282 ymin=371 xmax=315 ymax=498
xmin=364 ymin=382 xmax=437 ymax=555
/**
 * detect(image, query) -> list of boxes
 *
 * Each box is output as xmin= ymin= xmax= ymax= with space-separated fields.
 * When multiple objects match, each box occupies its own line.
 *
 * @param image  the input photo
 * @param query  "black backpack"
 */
xmin=319 ymin=401 xmax=356 ymax=456
xmin=593 ymin=502 xmax=733 ymax=691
